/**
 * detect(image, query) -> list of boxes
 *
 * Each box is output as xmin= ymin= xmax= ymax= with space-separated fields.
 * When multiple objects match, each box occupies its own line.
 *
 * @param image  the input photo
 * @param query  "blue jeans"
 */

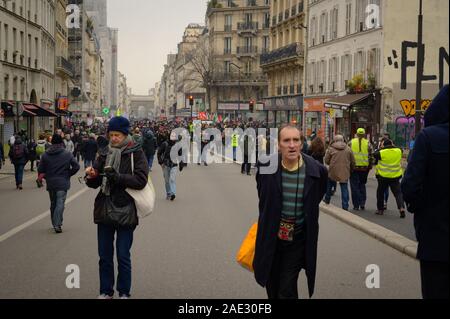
xmin=324 ymin=179 xmax=349 ymax=210
xmin=233 ymin=146 xmax=237 ymax=161
xmin=162 ymin=165 xmax=177 ymax=196
xmin=147 ymin=154 xmax=155 ymax=170
xmin=14 ymin=164 xmax=25 ymax=186
xmin=97 ymin=224 xmax=135 ymax=297
xmin=48 ymin=190 xmax=67 ymax=228
xmin=350 ymin=170 xmax=369 ymax=208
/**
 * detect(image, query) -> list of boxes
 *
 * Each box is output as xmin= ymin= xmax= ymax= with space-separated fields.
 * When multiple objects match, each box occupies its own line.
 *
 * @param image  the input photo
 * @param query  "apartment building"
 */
xmin=260 ymin=0 xmax=306 ymax=126
xmin=305 ymin=0 xmax=448 ymax=144
xmin=207 ymin=0 xmax=270 ymax=118
xmin=1 ymin=0 xmax=58 ymax=142
xmin=174 ymin=23 xmax=207 ymax=117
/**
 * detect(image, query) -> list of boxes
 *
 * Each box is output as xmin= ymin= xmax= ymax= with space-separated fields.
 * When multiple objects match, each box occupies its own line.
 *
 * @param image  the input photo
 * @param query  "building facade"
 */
xmin=174 ymin=23 xmax=207 ymax=117
xmin=305 ymin=0 xmax=448 ymax=144
xmin=260 ymin=0 xmax=306 ymax=127
xmin=207 ymin=0 xmax=270 ymax=119
xmin=1 ymin=0 xmax=58 ymax=142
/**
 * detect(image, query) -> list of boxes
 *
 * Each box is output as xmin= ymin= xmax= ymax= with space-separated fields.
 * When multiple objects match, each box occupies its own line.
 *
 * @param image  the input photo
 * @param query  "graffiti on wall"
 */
xmin=399 ymin=99 xmax=432 ymax=117
xmin=387 ymin=41 xmax=449 ymax=90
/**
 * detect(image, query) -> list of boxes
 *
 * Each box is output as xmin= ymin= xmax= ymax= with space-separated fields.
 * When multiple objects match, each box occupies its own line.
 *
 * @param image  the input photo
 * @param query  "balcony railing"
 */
xmin=237 ymin=46 xmax=258 ymax=55
xmin=213 ymin=71 xmax=267 ymax=83
xmin=56 ymin=56 xmax=74 ymax=76
xmin=260 ymin=42 xmax=305 ymax=66
xmin=224 ymin=48 xmax=232 ymax=54
xmin=246 ymin=0 xmax=257 ymax=6
xmin=237 ymin=22 xmax=258 ymax=31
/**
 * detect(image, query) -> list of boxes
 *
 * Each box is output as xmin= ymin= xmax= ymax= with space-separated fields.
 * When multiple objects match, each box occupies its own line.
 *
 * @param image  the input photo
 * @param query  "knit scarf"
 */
xmin=101 ymin=135 xmax=133 ymax=196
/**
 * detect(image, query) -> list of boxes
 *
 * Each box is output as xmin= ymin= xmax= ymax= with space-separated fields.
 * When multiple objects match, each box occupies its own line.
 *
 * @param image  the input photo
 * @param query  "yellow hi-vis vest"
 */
xmin=189 ymin=124 xmax=194 ymax=133
xmin=351 ymin=138 xmax=370 ymax=167
xmin=376 ymin=148 xmax=403 ymax=179
xmin=232 ymin=134 xmax=239 ymax=147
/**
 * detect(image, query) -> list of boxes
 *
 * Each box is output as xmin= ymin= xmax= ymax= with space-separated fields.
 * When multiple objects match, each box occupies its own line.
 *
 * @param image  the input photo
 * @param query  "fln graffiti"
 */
xmin=387 ymin=41 xmax=449 ymax=90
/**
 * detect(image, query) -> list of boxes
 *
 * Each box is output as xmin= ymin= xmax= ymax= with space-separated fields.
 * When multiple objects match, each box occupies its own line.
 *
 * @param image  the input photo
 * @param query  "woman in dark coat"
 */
xmin=306 ymin=137 xmax=326 ymax=164
xmin=86 ymin=116 xmax=149 ymax=299
xmin=254 ymin=141 xmax=328 ymax=299
xmin=8 ymin=136 xmax=29 ymax=189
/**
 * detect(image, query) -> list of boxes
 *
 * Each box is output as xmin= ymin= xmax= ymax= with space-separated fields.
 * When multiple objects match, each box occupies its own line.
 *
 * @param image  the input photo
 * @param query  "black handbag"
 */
xmin=95 ymin=195 xmax=138 ymax=228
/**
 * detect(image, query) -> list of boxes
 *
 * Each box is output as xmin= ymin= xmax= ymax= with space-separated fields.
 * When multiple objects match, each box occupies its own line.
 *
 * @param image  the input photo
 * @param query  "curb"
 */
xmin=320 ymin=203 xmax=418 ymax=259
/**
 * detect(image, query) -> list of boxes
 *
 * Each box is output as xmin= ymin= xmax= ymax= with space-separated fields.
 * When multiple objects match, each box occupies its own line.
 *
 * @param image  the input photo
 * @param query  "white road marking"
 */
xmin=0 ymin=187 xmax=90 ymax=243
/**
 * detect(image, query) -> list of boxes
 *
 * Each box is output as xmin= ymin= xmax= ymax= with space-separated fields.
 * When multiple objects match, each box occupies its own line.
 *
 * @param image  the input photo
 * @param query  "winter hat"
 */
xmin=107 ymin=116 xmax=130 ymax=135
xmin=383 ymin=139 xmax=393 ymax=147
xmin=52 ymin=134 xmax=64 ymax=145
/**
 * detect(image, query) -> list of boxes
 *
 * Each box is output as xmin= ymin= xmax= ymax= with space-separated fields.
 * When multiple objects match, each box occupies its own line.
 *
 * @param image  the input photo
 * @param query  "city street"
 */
xmin=0 ymin=160 xmax=420 ymax=299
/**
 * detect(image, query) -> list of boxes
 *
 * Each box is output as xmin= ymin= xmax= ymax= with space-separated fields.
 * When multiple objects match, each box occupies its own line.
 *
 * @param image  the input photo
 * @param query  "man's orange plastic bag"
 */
xmin=236 ymin=223 xmax=258 ymax=272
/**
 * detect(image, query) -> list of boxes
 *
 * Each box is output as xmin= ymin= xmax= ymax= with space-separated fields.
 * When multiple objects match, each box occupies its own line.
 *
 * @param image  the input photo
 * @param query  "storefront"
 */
xmin=303 ymin=96 xmax=335 ymax=141
xmin=324 ymin=91 xmax=381 ymax=142
xmin=1 ymin=101 xmax=16 ymax=145
xmin=263 ymin=95 xmax=303 ymax=128
xmin=21 ymin=103 xmax=58 ymax=139
xmin=217 ymin=102 xmax=265 ymax=122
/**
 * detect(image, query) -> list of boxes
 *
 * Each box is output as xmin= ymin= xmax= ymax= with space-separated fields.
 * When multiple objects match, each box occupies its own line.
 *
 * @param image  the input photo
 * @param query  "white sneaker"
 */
xmin=97 ymin=294 xmax=113 ymax=299
xmin=119 ymin=296 xmax=130 ymax=299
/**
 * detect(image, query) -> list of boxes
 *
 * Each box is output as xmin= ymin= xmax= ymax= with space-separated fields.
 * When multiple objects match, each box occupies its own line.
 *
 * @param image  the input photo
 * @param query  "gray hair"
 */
xmin=333 ymin=135 xmax=344 ymax=143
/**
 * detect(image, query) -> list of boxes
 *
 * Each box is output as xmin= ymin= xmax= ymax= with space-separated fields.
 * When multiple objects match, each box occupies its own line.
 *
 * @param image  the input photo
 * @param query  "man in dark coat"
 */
xmin=82 ymin=134 xmax=98 ymax=169
xmin=38 ymin=134 xmax=80 ymax=233
xmin=401 ymin=84 xmax=449 ymax=299
xmin=8 ymin=136 xmax=29 ymax=190
xmin=142 ymin=129 xmax=158 ymax=171
xmin=254 ymin=124 xmax=328 ymax=299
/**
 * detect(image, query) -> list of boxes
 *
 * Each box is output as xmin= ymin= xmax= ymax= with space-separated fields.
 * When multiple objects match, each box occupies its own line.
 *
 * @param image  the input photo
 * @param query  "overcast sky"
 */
xmin=107 ymin=0 xmax=207 ymax=95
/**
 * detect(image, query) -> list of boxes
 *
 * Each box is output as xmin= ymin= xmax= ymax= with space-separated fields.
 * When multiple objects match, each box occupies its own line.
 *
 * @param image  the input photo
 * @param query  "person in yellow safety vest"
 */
xmin=349 ymin=128 xmax=373 ymax=211
xmin=232 ymin=132 xmax=239 ymax=162
xmin=373 ymin=139 xmax=406 ymax=218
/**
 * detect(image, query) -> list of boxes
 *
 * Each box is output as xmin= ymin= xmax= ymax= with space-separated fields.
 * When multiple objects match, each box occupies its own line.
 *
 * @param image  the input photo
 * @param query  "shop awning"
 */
xmin=324 ymin=93 xmax=372 ymax=110
xmin=1 ymin=101 xmax=16 ymax=117
xmin=55 ymin=108 xmax=70 ymax=116
xmin=22 ymin=103 xmax=58 ymax=117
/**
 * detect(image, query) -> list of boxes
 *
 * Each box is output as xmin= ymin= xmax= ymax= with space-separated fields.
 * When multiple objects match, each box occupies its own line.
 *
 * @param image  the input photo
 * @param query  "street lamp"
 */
xmin=415 ymin=0 xmax=424 ymax=136
xmin=229 ymin=62 xmax=241 ymax=120
xmin=294 ymin=23 xmax=308 ymax=132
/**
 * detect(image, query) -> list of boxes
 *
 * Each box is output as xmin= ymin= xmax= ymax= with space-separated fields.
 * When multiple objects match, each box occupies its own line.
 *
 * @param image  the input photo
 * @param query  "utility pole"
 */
xmin=415 ymin=0 xmax=424 ymax=136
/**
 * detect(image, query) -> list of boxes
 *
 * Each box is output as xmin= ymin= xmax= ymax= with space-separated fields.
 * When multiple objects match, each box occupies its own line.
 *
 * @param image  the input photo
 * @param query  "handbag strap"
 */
xmin=131 ymin=152 xmax=134 ymax=176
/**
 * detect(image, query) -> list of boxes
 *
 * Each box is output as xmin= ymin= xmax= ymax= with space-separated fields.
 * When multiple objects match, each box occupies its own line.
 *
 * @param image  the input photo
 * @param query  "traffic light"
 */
xmin=189 ymin=96 xmax=194 ymax=106
xmin=249 ymin=100 xmax=255 ymax=113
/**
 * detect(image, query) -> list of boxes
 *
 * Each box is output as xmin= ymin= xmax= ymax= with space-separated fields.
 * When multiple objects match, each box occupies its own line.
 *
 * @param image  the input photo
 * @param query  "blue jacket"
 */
xmin=38 ymin=144 xmax=80 ymax=191
xmin=401 ymin=85 xmax=449 ymax=262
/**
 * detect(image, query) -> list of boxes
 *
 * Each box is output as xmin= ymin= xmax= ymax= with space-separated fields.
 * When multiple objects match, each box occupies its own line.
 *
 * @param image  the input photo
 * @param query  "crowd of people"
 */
xmin=0 ymin=84 xmax=447 ymax=300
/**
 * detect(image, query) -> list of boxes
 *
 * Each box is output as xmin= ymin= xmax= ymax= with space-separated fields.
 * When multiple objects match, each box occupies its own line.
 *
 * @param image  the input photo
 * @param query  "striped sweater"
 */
xmin=281 ymin=162 xmax=306 ymax=230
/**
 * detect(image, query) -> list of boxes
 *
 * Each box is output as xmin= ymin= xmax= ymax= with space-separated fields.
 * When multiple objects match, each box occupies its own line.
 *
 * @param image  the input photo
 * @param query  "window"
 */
xmin=244 ymin=60 xmax=252 ymax=75
xmin=345 ymin=2 xmax=352 ymax=35
xmin=367 ymin=47 xmax=380 ymax=86
xmin=263 ymin=36 xmax=269 ymax=52
xmin=328 ymin=57 xmax=339 ymax=92
xmin=224 ymin=37 xmax=231 ymax=54
xmin=340 ymin=54 xmax=352 ymax=90
xmin=319 ymin=12 xmax=327 ymax=44
xmin=225 ymin=15 xmax=232 ymax=31
xmin=355 ymin=0 xmax=368 ymax=32
xmin=310 ymin=16 xmax=317 ymax=46
xmin=264 ymin=13 xmax=270 ymax=28
xmin=224 ymin=61 xmax=231 ymax=73
xmin=330 ymin=7 xmax=338 ymax=40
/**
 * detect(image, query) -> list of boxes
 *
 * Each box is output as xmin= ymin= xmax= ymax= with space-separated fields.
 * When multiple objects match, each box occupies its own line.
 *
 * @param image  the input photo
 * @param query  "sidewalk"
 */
xmin=0 ymin=161 xmax=35 ymax=181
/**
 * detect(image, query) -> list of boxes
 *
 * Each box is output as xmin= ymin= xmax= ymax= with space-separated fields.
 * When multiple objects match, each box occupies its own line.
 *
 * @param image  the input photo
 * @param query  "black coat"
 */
xmin=83 ymin=138 xmax=98 ymax=161
xmin=254 ymin=154 xmax=328 ymax=298
xmin=401 ymin=84 xmax=449 ymax=263
xmin=142 ymin=131 xmax=157 ymax=157
xmin=38 ymin=145 xmax=80 ymax=191
xmin=86 ymin=143 xmax=149 ymax=227
xmin=8 ymin=140 xmax=28 ymax=165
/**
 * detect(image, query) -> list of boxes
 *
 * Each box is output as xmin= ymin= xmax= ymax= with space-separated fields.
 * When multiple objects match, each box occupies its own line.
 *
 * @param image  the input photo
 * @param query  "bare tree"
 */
xmin=183 ymin=34 xmax=217 ymax=112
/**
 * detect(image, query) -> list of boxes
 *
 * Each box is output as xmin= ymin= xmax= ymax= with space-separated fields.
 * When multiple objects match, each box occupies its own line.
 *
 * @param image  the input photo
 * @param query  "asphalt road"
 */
xmin=0 ymin=160 xmax=421 ymax=299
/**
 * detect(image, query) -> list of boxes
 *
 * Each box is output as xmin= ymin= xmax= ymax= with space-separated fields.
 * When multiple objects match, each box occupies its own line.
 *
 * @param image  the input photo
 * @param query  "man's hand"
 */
xmin=85 ymin=167 xmax=97 ymax=179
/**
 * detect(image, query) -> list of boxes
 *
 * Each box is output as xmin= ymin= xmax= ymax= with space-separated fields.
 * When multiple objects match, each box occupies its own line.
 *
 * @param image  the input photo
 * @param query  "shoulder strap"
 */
xmin=131 ymin=152 xmax=135 ymax=176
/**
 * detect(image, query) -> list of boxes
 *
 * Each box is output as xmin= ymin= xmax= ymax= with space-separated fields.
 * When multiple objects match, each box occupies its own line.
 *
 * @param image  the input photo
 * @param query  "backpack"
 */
xmin=36 ymin=144 xmax=46 ymax=156
xmin=13 ymin=145 xmax=24 ymax=159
